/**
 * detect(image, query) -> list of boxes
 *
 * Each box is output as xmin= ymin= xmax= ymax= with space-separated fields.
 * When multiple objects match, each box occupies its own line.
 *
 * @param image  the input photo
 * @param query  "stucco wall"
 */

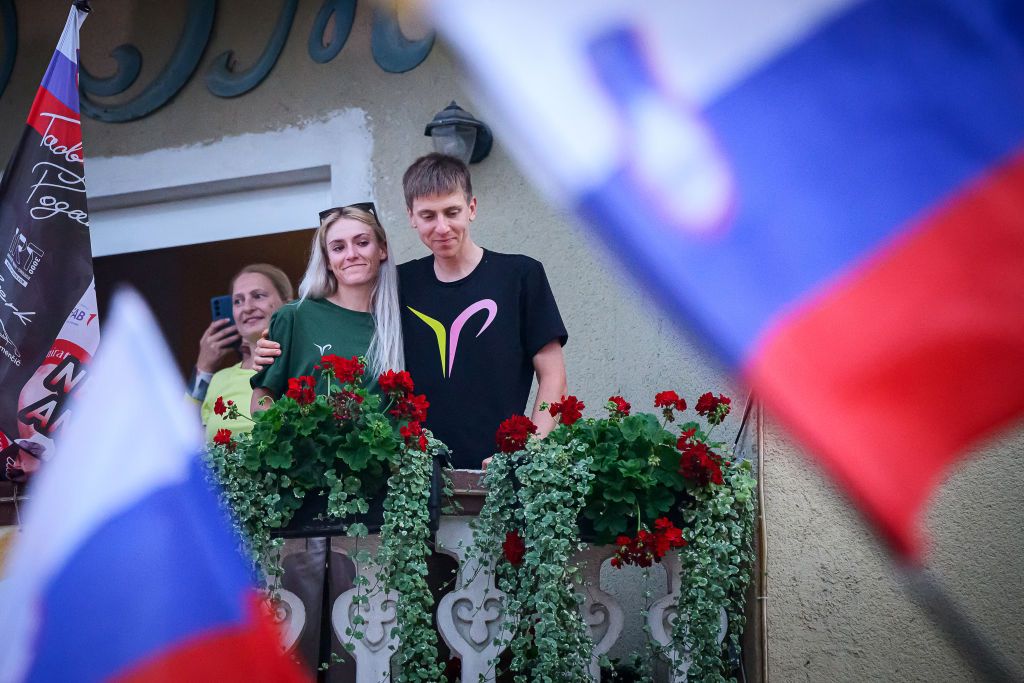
xmin=766 ymin=421 xmax=1024 ymax=681
xmin=1 ymin=1 xmax=1020 ymax=679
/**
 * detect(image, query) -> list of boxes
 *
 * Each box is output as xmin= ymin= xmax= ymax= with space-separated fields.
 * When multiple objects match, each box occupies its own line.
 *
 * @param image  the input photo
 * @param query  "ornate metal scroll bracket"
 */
xmin=60 ymin=0 xmax=437 ymax=119
xmin=206 ymin=0 xmax=297 ymax=97
xmin=308 ymin=0 xmax=356 ymax=64
xmin=79 ymin=0 xmax=215 ymax=122
xmin=371 ymin=0 xmax=433 ymax=74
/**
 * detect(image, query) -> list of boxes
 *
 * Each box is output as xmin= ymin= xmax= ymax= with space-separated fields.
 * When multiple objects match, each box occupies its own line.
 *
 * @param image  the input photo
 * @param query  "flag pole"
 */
xmin=12 ymin=483 xmax=21 ymax=528
xmin=899 ymin=564 xmax=1023 ymax=683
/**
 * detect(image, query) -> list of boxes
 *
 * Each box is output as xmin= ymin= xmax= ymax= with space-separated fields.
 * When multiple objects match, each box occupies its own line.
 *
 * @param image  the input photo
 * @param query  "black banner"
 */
xmin=0 ymin=7 xmax=97 ymax=475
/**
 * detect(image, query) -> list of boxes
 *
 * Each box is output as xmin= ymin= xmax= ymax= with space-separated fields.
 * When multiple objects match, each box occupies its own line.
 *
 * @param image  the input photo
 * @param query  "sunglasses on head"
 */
xmin=318 ymin=201 xmax=379 ymax=223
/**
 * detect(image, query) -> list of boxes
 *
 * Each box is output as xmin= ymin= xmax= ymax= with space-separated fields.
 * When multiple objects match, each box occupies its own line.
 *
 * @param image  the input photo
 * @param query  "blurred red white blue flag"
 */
xmin=0 ymin=4 xmax=99 ymax=476
xmin=0 ymin=289 xmax=306 ymax=682
xmin=426 ymin=0 xmax=1024 ymax=560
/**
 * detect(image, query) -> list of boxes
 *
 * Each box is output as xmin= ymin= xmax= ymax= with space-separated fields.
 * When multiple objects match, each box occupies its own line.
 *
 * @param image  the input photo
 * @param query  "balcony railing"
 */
xmin=271 ymin=398 xmax=765 ymax=682
xmin=0 ymin=400 xmax=764 ymax=682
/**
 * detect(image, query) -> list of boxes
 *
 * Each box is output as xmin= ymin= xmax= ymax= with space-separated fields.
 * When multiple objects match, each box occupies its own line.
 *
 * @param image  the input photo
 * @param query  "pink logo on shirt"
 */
xmin=407 ymin=299 xmax=497 ymax=378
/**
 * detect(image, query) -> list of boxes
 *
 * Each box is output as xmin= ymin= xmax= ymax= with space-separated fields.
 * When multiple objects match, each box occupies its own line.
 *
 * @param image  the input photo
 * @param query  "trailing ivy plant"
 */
xmin=471 ymin=425 xmax=594 ymax=682
xmin=469 ymin=390 xmax=757 ymax=683
xmin=204 ymin=355 xmax=447 ymax=683
xmin=674 ymin=459 xmax=757 ymax=682
xmin=377 ymin=433 xmax=446 ymax=682
xmin=204 ymin=435 xmax=286 ymax=584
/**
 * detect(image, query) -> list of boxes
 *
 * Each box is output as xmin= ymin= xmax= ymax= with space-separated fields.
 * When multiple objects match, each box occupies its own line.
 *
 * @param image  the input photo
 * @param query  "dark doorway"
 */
xmin=92 ymin=229 xmax=315 ymax=378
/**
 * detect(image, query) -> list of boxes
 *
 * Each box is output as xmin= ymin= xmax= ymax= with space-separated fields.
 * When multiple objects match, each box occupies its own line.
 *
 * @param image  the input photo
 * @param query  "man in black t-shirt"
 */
xmin=400 ymin=154 xmax=567 ymax=469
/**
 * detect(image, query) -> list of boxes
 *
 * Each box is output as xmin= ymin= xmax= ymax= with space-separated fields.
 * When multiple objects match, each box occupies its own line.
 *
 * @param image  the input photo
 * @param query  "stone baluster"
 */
xmin=435 ymin=516 xmax=511 ymax=683
xmin=271 ymin=540 xmax=311 ymax=653
xmin=330 ymin=536 xmax=399 ymax=683
xmin=572 ymin=545 xmax=625 ymax=681
xmin=648 ymin=551 xmax=728 ymax=682
xmin=271 ymin=587 xmax=307 ymax=653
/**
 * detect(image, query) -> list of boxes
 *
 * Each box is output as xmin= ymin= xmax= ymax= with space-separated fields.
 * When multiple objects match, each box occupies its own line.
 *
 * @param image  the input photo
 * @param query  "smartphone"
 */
xmin=210 ymin=295 xmax=242 ymax=354
xmin=210 ymin=295 xmax=234 ymax=323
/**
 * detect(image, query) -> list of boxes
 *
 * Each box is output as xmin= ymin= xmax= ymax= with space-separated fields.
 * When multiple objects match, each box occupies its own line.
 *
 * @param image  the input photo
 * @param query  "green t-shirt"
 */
xmin=201 ymin=363 xmax=257 ymax=442
xmin=251 ymin=298 xmax=376 ymax=397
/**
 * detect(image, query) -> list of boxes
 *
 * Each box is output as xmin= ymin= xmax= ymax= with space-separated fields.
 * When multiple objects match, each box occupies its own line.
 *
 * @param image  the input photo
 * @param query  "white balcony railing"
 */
xmin=272 ymin=394 xmax=762 ymax=683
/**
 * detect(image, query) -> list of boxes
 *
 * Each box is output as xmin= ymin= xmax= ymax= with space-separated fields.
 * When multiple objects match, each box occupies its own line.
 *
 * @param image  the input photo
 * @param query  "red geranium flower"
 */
xmin=320 ymin=354 xmax=364 ymax=385
xmin=652 ymin=517 xmax=687 ymax=556
xmin=331 ymin=389 xmax=365 ymax=422
xmin=495 ymin=415 xmax=537 ymax=453
xmin=612 ymin=533 xmax=645 ymax=568
xmin=212 ymin=428 xmax=235 ymax=452
xmin=391 ymin=393 xmax=429 ymax=423
xmin=695 ymin=392 xmax=716 ymax=414
xmin=610 ymin=519 xmax=686 ymax=568
xmin=213 ymin=395 xmax=227 ymax=416
xmin=548 ymin=395 xmax=585 ymax=426
xmin=678 ymin=438 xmax=724 ymax=486
xmin=654 ymin=390 xmax=680 ymax=408
xmin=502 ymin=530 xmax=526 ymax=566
xmin=654 ymin=390 xmax=686 ymax=421
xmin=695 ymin=392 xmax=731 ymax=424
xmin=675 ymin=427 xmax=697 ymax=452
xmin=400 ymin=421 xmax=429 ymax=451
xmin=379 ymin=369 xmax=415 ymax=395
xmin=285 ymin=376 xmax=316 ymax=405
xmin=606 ymin=395 xmax=631 ymax=417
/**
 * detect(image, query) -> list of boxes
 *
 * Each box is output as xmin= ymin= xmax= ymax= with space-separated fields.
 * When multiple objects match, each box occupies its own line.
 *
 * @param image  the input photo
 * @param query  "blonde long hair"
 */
xmin=298 ymin=206 xmax=404 ymax=376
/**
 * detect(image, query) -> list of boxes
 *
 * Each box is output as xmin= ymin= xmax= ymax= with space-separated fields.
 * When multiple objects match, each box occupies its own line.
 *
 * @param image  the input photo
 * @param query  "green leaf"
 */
xmin=619 ymin=417 xmax=643 ymax=442
xmin=342 ymin=444 xmax=374 ymax=471
xmin=265 ymin=443 xmax=293 ymax=469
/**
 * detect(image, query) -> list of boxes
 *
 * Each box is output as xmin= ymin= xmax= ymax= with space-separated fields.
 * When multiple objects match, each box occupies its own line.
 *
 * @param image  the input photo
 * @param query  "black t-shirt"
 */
xmin=398 ymin=250 xmax=567 ymax=468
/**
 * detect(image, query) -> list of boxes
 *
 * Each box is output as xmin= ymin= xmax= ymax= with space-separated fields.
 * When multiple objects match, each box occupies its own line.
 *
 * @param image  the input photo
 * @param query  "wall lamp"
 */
xmin=424 ymin=101 xmax=492 ymax=164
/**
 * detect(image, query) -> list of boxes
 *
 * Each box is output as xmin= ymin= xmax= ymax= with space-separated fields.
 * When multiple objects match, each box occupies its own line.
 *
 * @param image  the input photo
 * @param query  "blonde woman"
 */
xmin=247 ymin=204 xmax=405 ymax=679
xmin=250 ymin=203 xmax=403 ymax=410
xmin=193 ymin=263 xmax=293 ymax=442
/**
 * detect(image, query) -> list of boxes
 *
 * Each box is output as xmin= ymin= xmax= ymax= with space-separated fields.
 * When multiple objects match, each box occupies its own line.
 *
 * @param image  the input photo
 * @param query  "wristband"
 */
xmin=187 ymin=366 xmax=213 ymax=401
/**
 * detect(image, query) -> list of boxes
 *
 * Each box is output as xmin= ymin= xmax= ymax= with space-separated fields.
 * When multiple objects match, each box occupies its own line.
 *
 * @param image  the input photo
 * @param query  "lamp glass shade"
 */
xmin=430 ymin=123 xmax=477 ymax=165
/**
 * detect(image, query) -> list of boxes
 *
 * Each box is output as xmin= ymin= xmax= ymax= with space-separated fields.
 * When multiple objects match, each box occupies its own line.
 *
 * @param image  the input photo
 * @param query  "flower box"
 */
xmin=205 ymin=357 xmax=450 ymax=682
xmin=272 ymin=451 xmax=446 ymax=538
xmin=575 ymin=501 xmax=690 ymax=546
xmin=472 ymin=390 xmax=757 ymax=680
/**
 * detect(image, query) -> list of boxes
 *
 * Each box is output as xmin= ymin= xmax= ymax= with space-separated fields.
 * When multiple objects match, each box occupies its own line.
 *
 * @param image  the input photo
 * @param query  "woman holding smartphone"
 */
xmin=192 ymin=263 xmax=294 ymax=441
xmin=250 ymin=203 xmax=403 ymax=410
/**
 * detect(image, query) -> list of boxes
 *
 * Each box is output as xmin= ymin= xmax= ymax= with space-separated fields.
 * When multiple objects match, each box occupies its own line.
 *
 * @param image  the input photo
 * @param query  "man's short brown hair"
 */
xmin=402 ymin=153 xmax=473 ymax=209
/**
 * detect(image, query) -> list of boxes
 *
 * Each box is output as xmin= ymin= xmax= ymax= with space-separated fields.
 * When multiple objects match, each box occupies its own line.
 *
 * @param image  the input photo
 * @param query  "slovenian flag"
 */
xmin=0 ymin=289 xmax=306 ymax=682
xmin=426 ymin=0 xmax=1024 ymax=560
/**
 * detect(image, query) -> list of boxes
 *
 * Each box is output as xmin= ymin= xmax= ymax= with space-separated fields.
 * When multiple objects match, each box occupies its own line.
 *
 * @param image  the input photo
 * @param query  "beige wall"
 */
xmin=766 ymin=420 xmax=1023 ymax=681
xmin=2 ymin=1 xmax=1020 ymax=679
